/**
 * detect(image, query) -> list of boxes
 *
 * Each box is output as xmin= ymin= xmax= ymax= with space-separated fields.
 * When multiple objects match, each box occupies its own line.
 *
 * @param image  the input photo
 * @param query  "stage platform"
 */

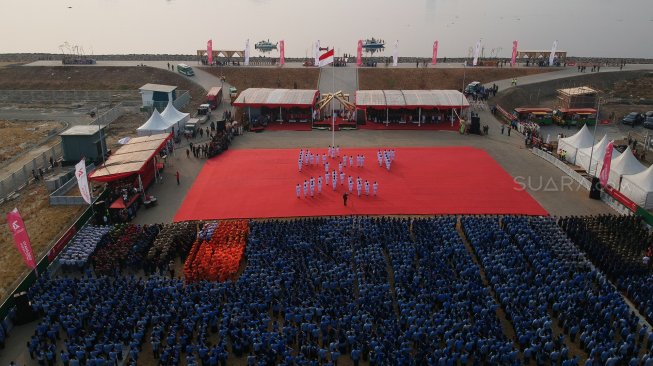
xmin=174 ymin=147 xmax=547 ymax=221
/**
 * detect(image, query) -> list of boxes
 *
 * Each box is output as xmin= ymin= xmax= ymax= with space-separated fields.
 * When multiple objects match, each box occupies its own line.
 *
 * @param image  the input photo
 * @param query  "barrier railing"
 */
xmin=0 ymin=90 xmax=140 ymax=103
xmin=532 ymin=148 xmax=591 ymax=190
xmin=0 ymin=144 xmax=64 ymax=203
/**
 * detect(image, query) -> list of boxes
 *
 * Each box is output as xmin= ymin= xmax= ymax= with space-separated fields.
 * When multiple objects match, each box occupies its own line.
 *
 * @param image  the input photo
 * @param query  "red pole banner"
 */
xmin=511 ymin=40 xmax=518 ymax=67
xmin=432 ymin=40 xmax=439 ymax=65
xmin=599 ymin=141 xmax=614 ymax=187
xmin=279 ymin=40 xmax=285 ymax=66
xmin=7 ymin=208 xmax=36 ymax=269
xmin=207 ymin=39 xmax=213 ymax=65
xmin=356 ymin=40 xmax=363 ymax=66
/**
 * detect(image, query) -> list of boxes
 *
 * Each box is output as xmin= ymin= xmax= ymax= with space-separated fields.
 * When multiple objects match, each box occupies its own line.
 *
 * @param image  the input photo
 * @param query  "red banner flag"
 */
xmin=599 ymin=141 xmax=614 ymax=187
xmin=511 ymin=40 xmax=518 ymax=67
xmin=356 ymin=40 xmax=363 ymax=66
xmin=279 ymin=40 xmax=285 ymax=66
xmin=7 ymin=208 xmax=36 ymax=269
xmin=432 ymin=41 xmax=439 ymax=65
xmin=207 ymin=39 xmax=213 ymax=66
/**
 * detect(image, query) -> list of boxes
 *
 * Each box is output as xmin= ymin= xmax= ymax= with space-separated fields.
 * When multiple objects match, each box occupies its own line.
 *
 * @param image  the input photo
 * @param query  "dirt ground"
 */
xmin=0 ymin=184 xmax=83 ymax=299
xmin=200 ymin=67 xmax=320 ymax=90
xmin=0 ymin=120 xmax=64 ymax=165
xmin=358 ymin=67 xmax=555 ymax=90
xmin=103 ymin=112 xmax=150 ymax=150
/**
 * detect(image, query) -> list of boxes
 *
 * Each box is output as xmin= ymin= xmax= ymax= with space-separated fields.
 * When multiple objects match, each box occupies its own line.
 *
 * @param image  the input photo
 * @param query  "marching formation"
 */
xmin=295 ymin=146 xmax=396 ymax=202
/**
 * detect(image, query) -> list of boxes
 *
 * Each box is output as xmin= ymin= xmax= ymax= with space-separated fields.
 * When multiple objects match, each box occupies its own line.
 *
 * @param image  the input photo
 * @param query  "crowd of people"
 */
xmin=11 ymin=215 xmax=653 ymax=365
xmin=295 ymin=147 xmax=396 ymax=201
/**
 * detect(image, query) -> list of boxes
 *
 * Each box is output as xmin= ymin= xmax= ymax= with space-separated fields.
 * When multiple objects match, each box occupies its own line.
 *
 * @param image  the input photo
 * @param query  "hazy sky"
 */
xmin=1 ymin=0 xmax=652 ymax=58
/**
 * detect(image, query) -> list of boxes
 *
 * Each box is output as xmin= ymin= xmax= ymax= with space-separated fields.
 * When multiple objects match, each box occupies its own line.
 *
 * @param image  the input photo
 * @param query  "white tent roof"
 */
xmin=161 ymin=102 xmax=190 ymax=125
xmin=558 ymin=124 xmax=594 ymax=150
xmin=621 ymin=164 xmax=653 ymax=209
xmin=355 ymin=90 xmax=470 ymax=109
xmin=608 ymin=146 xmax=646 ymax=188
xmin=137 ymin=109 xmax=172 ymax=135
xmin=576 ymin=135 xmax=621 ymax=175
xmin=558 ymin=124 xmax=595 ymax=164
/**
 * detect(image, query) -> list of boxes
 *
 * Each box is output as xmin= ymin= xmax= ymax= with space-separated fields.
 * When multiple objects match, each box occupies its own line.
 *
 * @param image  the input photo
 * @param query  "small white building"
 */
xmin=139 ymin=84 xmax=178 ymax=111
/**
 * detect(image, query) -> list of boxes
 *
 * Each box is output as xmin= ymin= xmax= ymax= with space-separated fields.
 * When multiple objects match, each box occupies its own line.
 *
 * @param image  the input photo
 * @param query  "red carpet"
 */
xmin=359 ymin=121 xmax=459 ymax=131
xmin=174 ymin=147 xmax=547 ymax=221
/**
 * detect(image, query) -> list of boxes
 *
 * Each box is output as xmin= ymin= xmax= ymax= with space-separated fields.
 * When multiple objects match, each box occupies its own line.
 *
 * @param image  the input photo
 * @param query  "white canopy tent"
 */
xmin=575 ymin=135 xmax=621 ymax=176
xmin=160 ymin=102 xmax=189 ymax=132
xmin=620 ymin=165 xmax=653 ymax=209
xmin=137 ymin=109 xmax=174 ymax=136
xmin=608 ymin=147 xmax=646 ymax=190
xmin=557 ymin=125 xmax=594 ymax=164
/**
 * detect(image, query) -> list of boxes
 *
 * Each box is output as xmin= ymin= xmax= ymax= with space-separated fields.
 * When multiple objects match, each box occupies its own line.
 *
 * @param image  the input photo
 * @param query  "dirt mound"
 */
xmin=358 ymin=67 xmax=555 ymax=90
xmin=200 ymin=67 xmax=320 ymax=90
xmin=0 ymin=120 xmax=64 ymax=165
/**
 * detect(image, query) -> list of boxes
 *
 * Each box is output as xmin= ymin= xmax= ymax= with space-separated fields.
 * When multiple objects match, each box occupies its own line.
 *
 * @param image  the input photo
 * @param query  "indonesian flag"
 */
xmin=431 ymin=40 xmax=439 ymax=65
xmin=318 ymin=48 xmax=334 ymax=67
xmin=279 ymin=40 xmax=285 ymax=66
xmin=244 ymin=39 xmax=250 ymax=66
xmin=472 ymin=40 xmax=481 ymax=66
xmin=549 ymin=40 xmax=558 ymax=66
xmin=356 ymin=40 xmax=363 ymax=67
xmin=207 ymin=39 xmax=213 ymax=65
xmin=599 ymin=141 xmax=614 ymax=187
xmin=511 ymin=40 xmax=518 ymax=67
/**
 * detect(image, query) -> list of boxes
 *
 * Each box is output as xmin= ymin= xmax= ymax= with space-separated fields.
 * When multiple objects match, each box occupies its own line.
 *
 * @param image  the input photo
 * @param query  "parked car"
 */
xmin=643 ymin=117 xmax=653 ymax=129
xmin=645 ymin=111 xmax=653 ymax=118
xmin=622 ymin=112 xmax=644 ymax=126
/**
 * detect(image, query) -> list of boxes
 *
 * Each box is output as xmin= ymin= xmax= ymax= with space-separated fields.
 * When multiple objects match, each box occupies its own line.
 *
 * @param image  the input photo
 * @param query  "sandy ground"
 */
xmin=0 ymin=184 xmax=83 ymax=299
xmin=0 ymin=120 xmax=64 ymax=165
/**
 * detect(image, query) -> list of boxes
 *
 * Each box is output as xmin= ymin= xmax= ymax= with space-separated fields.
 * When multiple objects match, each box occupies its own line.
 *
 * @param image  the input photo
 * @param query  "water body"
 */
xmin=1 ymin=0 xmax=652 ymax=58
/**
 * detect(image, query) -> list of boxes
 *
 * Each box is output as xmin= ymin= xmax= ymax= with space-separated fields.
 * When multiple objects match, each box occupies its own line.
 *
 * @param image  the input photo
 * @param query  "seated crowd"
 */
xmin=19 ymin=216 xmax=653 ymax=365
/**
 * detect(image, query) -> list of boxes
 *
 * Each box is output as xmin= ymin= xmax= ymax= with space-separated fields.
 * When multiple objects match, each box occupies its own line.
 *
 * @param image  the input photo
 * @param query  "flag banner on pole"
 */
xmin=7 ymin=208 xmax=36 ymax=269
xmin=431 ymin=41 xmax=439 ymax=65
xmin=207 ymin=39 xmax=213 ymax=65
xmin=392 ymin=40 xmax=399 ymax=67
xmin=314 ymin=40 xmax=320 ymax=66
xmin=75 ymin=158 xmax=92 ymax=205
xmin=356 ymin=40 xmax=363 ymax=67
xmin=599 ymin=141 xmax=614 ymax=187
xmin=549 ymin=40 xmax=558 ymax=66
xmin=472 ymin=40 xmax=481 ymax=66
xmin=279 ymin=40 xmax=285 ymax=66
xmin=244 ymin=39 xmax=250 ymax=66
xmin=318 ymin=48 xmax=334 ymax=67
xmin=511 ymin=40 xmax=518 ymax=67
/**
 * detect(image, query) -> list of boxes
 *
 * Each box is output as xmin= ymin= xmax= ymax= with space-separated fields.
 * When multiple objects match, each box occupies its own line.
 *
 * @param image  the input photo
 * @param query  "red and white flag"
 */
xmin=207 ymin=39 xmax=213 ymax=65
xmin=75 ymin=159 xmax=92 ymax=205
xmin=599 ymin=141 xmax=614 ymax=187
xmin=7 ymin=208 xmax=36 ymax=269
xmin=279 ymin=40 xmax=285 ymax=66
xmin=511 ymin=40 xmax=518 ymax=67
xmin=318 ymin=48 xmax=334 ymax=67
xmin=431 ymin=41 xmax=439 ymax=65
xmin=356 ymin=40 xmax=363 ymax=67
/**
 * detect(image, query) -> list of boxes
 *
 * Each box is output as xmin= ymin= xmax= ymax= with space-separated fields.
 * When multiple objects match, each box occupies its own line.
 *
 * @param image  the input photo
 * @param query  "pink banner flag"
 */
xmin=599 ymin=141 xmax=614 ymax=187
xmin=431 ymin=41 xmax=439 ymax=65
xmin=207 ymin=39 xmax=213 ymax=66
xmin=279 ymin=40 xmax=285 ymax=66
xmin=511 ymin=40 xmax=518 ymax=67
xmin=356 ymin=40 xmax=363 ymax=67
xmin=7 ymin=208 xmax=36 ymax=269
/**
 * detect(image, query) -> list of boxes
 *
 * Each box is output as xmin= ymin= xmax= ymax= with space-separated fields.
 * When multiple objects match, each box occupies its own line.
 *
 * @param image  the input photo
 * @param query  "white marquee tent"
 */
xmin=607 ymin=146 xmax=646 ymax=190
xmin=137 ymin=109 xmax=174 ymax=136
xmin=575 ymin=135 xmax=621 ymax=176
xmin=620 ymin=164 xmax=653 ymax=209
xmin=160 ymin=102 xmax=189 ymax=131
xmin=557 ymin=125 xmax=594 ymax=164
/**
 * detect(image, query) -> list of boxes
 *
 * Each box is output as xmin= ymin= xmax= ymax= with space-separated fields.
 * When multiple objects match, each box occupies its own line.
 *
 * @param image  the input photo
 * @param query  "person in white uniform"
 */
xmin=365 ymin=180 xmax=370 ymax=196
xmin=373 ymin=181 xmax=378 ymax=196
xmin=296 ymin=183 xmax=301 ymax=198
xmin=310 ymin=177 xmax=315 ymax=197
xmin=303 ymin=180 xmax=308 ymax=198
xmin=339 ymin=171 xmax=345 ymax=185
xmin=348 ymin=176 xmax=354 ymax=193
xmin=317 ymin=176 xmax=323 ymax=194
xmin=356 ymin=179 xmax=362 ymax=197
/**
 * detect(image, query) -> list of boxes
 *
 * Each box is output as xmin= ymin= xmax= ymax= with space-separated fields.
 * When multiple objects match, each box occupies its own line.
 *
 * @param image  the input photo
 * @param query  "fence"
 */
xmin=49 ymin=164 xmax=95 ymax=205
xmin=0 ymin=90 xmax=140 ymax=104
xmin=90 ymin=102 xmax=125 ymax=126
xmin=0 ymin=144 xmax=63 ymax=203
